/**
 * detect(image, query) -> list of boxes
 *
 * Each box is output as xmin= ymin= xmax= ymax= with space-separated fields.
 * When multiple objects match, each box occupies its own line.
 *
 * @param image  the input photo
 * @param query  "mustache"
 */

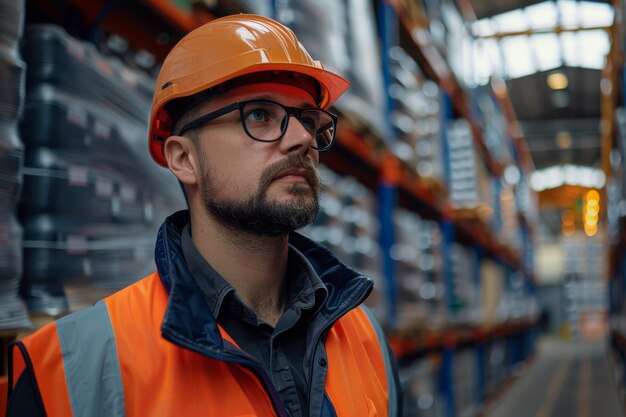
xmin=258 ymin=155 xmax=321 ymax=192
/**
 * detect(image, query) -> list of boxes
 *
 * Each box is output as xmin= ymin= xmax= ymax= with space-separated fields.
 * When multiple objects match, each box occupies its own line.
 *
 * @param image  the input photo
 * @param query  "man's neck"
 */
xmin=190 ymin=211 xmax=290 ymax=326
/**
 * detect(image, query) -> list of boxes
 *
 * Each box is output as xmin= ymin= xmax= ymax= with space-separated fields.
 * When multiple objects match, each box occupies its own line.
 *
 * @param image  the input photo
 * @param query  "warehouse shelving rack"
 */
xmin=603 ymin=0 xmax=626 ymax=410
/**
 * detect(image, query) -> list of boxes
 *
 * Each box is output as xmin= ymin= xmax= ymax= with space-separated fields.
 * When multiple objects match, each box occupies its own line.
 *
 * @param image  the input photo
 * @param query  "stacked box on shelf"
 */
xmin=388 ymin=46 xmax=444 ymax=183
xmin=275 ymin=0 xmax=389 ymax=139
xmin=299 ymin=165 xmax=384 ymax=319
xmin=475 ymin=86 xmax=513 ymax=166
xmin=498 ymin=182 xmax=522 ymax=252
xmin=515 ymin=171 xmax=538 ymax=272
xmin=473 ymin=86 xmax=525 ymax=251
xmin=446 ymin=119 xmax=492 ymax=214
xmin=506 ymin=271 xmax=538 ymax=321
xmin=448 ymin=243 xmax=477 ymax=324
xmin=0 ymin=0 xmax=30 ymax=330
xmin=480 ymin=259 xmax=506 ymax=328
xmin=563 ymin=239 xmax=606 ymax=284
xmin=392 ymin=208 xmax=444 ymax=329
xmin=610 ymin=108 xmax=626 ymax=240
xmin=483 ymin=264 xmax=538 ymax=326
xmin=515 ymin=170 xmax=538 ymax=225
xmin=400 ymin=354 xmax=443 ymax=417
xmin=20 ymin=25 xmax=184 ymax=315
xmin=606 ymin=169 xmax=621 ymax=244
xmin=563 ymin=239 xmax=608 ymax=337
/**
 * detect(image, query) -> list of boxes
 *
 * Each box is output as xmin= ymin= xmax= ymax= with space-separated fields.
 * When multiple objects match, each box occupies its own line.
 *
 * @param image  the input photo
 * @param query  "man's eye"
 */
xmin=246 ymin=109 xmax=269 ymax=122
xmin=300 ymin=116 xmax=317 ymax=130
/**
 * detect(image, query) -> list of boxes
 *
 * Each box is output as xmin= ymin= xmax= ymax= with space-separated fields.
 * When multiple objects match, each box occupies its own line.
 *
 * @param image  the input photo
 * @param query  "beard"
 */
xmin=199 ymin=154 xmax=321 ymax=236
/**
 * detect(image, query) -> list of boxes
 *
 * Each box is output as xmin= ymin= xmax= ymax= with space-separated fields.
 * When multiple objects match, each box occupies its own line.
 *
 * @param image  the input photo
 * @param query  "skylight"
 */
xmin=467 ymin=0 xmax=614 ymax=85
xmin=529 ymin=165 xmax=606 ymax=192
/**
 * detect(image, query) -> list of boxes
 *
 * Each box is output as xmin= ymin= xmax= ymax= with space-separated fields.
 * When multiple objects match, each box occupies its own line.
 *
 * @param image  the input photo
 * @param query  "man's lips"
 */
xmin=273 ymin=168 xmax=314 ymax=182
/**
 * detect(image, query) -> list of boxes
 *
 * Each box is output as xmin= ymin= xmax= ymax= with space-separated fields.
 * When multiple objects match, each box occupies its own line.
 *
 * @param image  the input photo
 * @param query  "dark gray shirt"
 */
xmin=181 ymin=225 xmax=328 ymax=417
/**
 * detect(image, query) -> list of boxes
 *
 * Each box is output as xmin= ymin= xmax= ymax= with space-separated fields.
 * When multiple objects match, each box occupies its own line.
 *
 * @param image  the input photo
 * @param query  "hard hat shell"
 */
xmin=149 ymin=14 xmax=350 ymax=167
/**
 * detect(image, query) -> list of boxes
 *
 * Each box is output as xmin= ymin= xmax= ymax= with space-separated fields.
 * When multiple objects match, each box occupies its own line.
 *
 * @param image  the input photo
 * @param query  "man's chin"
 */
xmin=266 ymin=185 xmax=316 ymax=202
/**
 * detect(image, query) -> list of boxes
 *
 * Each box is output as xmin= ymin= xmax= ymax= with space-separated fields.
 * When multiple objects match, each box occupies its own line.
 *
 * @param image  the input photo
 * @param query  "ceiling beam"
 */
xmin=476 ymin=25 xmax=611 ymax=40
xmin=519 ymin=118 xmax=600 ymax=137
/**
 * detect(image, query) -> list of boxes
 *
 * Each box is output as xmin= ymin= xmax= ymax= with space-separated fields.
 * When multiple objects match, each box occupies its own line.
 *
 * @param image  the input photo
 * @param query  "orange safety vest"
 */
xmin=9 ymin=272 xmax=396 ymax=417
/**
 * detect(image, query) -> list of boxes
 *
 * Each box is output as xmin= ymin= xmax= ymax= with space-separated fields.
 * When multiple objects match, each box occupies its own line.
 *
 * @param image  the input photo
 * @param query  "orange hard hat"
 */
xmin=149 ymin=14 xmax=350 ymax=167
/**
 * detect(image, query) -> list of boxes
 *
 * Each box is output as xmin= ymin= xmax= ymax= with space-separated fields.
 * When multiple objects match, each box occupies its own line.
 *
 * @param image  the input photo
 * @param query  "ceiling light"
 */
xmin=504 ymin=165 xmax=521 ymax=185
xmin=529 ymin=165 xmax=606 ymax=191
xmin=555 ymin=131 xmax=572 ymax=149
xmin=547 ymin=72 xmax=568 ymax=90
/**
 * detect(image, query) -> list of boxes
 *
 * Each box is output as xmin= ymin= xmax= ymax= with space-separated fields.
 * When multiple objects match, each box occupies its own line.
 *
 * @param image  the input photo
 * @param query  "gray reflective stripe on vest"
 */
xmin=361 ymin=305 xmax=399 ymax=417
xmin=56 ymin=300 xmax=126 ymax=417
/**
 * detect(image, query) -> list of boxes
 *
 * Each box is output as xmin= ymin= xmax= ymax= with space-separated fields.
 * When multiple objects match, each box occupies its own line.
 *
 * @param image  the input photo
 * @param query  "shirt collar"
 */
xmin=180 ymin=223 xmax=328 ymax=321
xmin=181 ymin=223 xmax=235 ymax=318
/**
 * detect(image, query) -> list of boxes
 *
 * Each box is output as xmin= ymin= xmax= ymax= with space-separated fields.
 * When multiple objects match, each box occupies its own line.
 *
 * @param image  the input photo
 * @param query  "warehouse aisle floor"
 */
xmin=483 ymin=337 xmax=623 ymax=417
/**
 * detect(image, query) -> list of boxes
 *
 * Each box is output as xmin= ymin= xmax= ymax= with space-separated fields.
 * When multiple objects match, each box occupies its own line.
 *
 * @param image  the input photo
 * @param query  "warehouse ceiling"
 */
xmin=507 ymin=67 xmax=601 ymax=170
xmin=468 ymin=0 xmax=613 ymax=20
xmin=466 ymin=0 xmax=613 ymax=189
xmin=465 ymin=0 xmax=614 ymax=241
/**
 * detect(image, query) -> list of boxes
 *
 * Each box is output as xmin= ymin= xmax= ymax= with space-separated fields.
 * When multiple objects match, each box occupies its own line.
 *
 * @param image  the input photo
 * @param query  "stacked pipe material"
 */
xmin=0 ymin=0 xmax=30 ymax=330
xmin=448 ymin=243 xmax=476 ymax=324
xmin=20 ymin=25 xmax=184 ymax=315
xmin=392 ymin=209 xmax=444 ymax=329
xmin=275 ymin=0 xmax=389 ymax=139
xmin=388 ymin=46 xmax=443 ymax=182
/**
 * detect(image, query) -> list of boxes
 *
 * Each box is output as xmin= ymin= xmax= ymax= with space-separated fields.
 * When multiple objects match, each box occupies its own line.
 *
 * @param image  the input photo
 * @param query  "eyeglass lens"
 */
xmin=242 ymin=101 xmax=335 ymax=149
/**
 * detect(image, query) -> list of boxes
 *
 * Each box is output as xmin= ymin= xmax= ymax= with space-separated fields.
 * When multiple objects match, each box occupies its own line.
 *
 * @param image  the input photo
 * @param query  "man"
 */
xmin=7 ymin=14 xmax=401 ymax=417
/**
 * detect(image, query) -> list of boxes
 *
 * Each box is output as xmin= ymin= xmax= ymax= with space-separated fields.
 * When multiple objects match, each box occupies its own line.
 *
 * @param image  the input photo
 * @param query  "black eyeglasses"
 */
xmin=177 ymin=99 xmax=338 ymax=151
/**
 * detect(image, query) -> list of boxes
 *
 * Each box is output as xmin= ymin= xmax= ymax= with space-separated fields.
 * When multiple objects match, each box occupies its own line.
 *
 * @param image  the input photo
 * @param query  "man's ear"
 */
xmin=163 ymin=135 xmax=199 ymax=187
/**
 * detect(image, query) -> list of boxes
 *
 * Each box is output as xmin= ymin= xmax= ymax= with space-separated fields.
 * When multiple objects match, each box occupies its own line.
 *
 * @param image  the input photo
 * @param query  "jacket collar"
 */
xmin=154 ymin=210 xmax=373 ymax=355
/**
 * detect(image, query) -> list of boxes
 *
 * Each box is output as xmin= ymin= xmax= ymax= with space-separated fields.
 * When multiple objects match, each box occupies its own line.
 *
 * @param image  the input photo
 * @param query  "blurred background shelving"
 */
xmin=2 ymin=0 xmax=626 ymax=416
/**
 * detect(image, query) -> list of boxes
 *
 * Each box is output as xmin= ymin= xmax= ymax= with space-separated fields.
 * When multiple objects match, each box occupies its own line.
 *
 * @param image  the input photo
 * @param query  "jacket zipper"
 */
xmin=305 ymin=281 xmax=372 ymax=415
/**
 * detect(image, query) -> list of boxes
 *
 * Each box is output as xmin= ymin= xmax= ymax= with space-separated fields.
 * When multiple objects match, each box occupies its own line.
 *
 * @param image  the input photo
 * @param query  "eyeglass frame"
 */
xmin=175 ymin=99 xmax=338 ymax=151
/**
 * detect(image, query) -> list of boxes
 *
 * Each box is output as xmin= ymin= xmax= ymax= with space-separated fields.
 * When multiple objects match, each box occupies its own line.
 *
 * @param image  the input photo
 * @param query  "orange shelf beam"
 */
xmin=388 ymin=319 xmax=539 ymax=359
xmin=139 ymin=0 xmax=198 ymax=32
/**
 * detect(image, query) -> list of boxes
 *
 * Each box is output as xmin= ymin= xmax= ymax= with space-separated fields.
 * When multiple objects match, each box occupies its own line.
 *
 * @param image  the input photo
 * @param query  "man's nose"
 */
xmin=279 ymin=115 xmax=316 ymax=154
